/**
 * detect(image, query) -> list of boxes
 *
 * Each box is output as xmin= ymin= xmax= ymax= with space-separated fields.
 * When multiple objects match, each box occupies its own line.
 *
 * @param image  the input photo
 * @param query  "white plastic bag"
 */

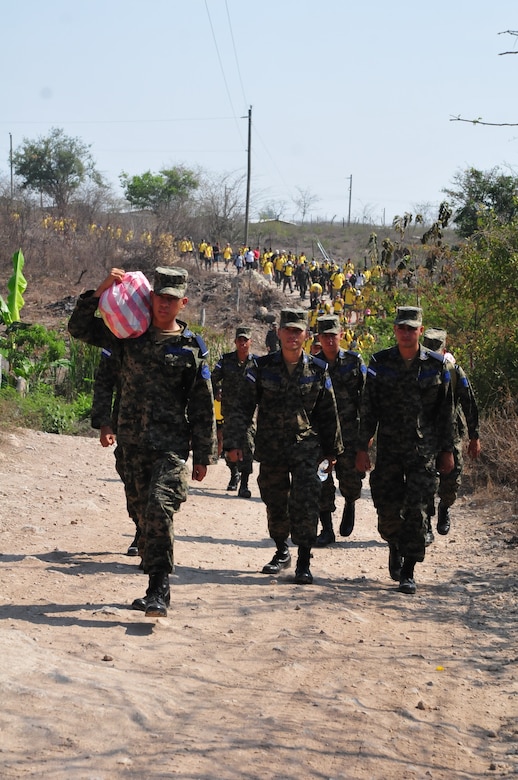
xmin=98 ymin=271 xmax=152 ymax=338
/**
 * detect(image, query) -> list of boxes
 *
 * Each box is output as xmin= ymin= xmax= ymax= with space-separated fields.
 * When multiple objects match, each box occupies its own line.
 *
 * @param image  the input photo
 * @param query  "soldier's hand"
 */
xmin=100 ymin=426 xmax=116 ymax=447
xmin=94 ymin=268 xmax=126 ymax=298
xmin=226 ymin=449 xmax=243 ymax=463
xmin=192 ymin=464 xmax=207 ymax=482
xmin=437 ymin=451 xmax=454 ymax=475
xmin=355 ymin=450 xmax=371 ymax=473
xmin=467 ymin=439 xmax=481 ymax=460
xmin=323 ymin=456 xmax=337 ymax=473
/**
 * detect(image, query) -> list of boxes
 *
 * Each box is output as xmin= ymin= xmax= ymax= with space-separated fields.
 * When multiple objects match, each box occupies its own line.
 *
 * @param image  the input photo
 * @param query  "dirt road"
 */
xmin=0 ymin=428 xmax=516 ymax=779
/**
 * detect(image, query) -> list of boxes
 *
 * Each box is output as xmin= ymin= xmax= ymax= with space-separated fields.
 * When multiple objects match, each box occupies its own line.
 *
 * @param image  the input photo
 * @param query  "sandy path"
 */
xmin=0 ymin=429 xmax=516 ymax=779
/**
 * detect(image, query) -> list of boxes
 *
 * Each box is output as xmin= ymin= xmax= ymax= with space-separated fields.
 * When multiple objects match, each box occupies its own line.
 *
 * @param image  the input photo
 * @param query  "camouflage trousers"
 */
xmin=369 ymin=449 xmax=438 ymax=562
xmin=319 ymin=448 xmax=364 ymax=512
xmin=257 ymin=446 xmax=322 ymax=548
xmin=427 ymin=436 xmax=463 ymax=516
xmin=224 ymin=423 xmax=254 ymax=477
xmin=114 ymin=445 xmax=139 ymax=528
xmin=122 ymin=446 xmax=189 ymax=574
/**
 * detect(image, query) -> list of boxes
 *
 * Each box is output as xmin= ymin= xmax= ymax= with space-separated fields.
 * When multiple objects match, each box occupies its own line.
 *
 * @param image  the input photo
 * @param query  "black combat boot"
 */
xmin=227 ymin=465 xmax=240 ymax=491
xmin=314 ymin=511 xmax=335 ymax=547
xmin=398 ymin=558 xmax=417 ymax=595
xmin=132 ymin=572 xmax=171 ymax=614
xmin=339 ymin=501 xmax=355 ymax=537
xmin=238 ymin=472 xmax=252 ymax=498
xmin=388 ymin=543 xmax=402 ymax=581
xmin=262 ymin=540 xmax=291 ymax=574
xmin=294 ymin=545 xmax=313 ymax=584
xmin=126 ymin=525 xmax=141 ymax=556
xmin=425 ymin=516 xmax=435 ymax=547
xmin=437 ymin=502 xmax=451 ymax=535
xmin=144 ymin=572 xmax=170 ymax=617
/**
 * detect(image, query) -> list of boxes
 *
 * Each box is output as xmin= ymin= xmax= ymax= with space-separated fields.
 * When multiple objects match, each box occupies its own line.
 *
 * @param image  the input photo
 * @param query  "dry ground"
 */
xmin=0 ymin=428 xmax=516 ymax=779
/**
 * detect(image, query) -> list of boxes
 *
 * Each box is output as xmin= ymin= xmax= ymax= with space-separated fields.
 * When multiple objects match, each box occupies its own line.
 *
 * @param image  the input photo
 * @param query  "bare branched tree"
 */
xmin=451 ymin=30 xmax=518 ymax=126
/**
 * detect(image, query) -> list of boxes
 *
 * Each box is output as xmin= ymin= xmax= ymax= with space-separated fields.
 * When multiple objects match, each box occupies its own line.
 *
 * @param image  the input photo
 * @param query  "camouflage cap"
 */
xmin=423 ymin=327 xmax=447 ymax=351
xmin=153 ymin=266 xmax=188 ymax=297
xmin=394 ymin=306 xmax=423 ymax=328
xmin=279 ymin=308 xmax=308 ymax=331
xmin=235 ymin=325 xmax=252 ymax=339
xmin=317 ymin=314 xmax=341 ymax=335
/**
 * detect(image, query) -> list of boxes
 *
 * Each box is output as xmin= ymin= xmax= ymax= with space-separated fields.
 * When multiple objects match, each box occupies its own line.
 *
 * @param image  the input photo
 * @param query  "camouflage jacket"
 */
xmin=211 ymin=350 xmax=257 ymax=427
xmin=358 ymin=346 xmax=455 ymax=457
xmin=223 ymin=350 xmax=343 ymax=464
xmin=316 ymin=348 xmax=366 ymax=449
xmin=451 ymin=363 xmax=480 ymax=441
xmin=68 ymin=292 xmax=216 ymax=462
xmin=90 ymin=346 xmax=120 ymax=431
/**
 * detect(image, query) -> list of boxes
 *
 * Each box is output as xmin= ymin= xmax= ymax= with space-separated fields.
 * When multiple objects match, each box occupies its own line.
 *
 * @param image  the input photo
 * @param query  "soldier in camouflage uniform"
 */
xmin=355 ymin=307 xmax=455 ymax=595
xmin=91 ymin=348 xmax=140 ymax=556
xmin=211 ymin=325 xmax=256 ymax=498
xmin=423 ymin=328 xmax=481 ymax=541
xmin=68 ymin=266 xmax=216 ymax=617
xmin=224 ymin=308 xmax=343 ymax=585
xmin=314 ymin=314 xmax=366 ymax=546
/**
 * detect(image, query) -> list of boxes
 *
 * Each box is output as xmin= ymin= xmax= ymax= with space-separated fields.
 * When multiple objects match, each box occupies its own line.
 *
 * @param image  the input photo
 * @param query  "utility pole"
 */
xmin=243 ymin=106 xmax=252 ymax=248
xmin=9 ymin=132 xmax=13 ymax=199
xmin=347 ymin=174 xmax=352 ymax=226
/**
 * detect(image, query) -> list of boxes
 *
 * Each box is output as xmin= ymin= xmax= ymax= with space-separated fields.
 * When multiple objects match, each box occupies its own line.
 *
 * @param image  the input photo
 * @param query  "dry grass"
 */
xmin=462 ymin=402 xmax=518 ymax=509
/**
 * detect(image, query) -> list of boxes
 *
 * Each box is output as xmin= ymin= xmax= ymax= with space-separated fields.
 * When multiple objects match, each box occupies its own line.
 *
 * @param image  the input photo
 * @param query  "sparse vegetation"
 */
xmin=1 ymin=146 xmax=517 ymax=494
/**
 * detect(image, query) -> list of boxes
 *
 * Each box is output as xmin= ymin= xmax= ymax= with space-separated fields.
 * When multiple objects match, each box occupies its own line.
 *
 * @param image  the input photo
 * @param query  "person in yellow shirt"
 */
xmin=309 ymin=281 xmax=323 ymax=309
xmin=274 ymin=253 xmax=285 ymax=286
xmin=282 ymin=258 xmax=294 ymax=293
xmin=198 ymin=239 xmax=207 ymax=265
xmin=331 ymin=269 xmax=345 ymax=297
xmin=204 ymin=243 xmax=214 ymax=271
xmin=263 ymin=256 xmax=274 ymax=283
xmin=333 ymin=294 xmax=345 ymax=316
xmin=223 ymin=243 xmax=233 ymax=272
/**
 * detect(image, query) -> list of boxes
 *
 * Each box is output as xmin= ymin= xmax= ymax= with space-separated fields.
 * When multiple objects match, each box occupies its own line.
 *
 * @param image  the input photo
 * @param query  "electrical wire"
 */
xmin=204 ymin=0 xmax=244 ymax=144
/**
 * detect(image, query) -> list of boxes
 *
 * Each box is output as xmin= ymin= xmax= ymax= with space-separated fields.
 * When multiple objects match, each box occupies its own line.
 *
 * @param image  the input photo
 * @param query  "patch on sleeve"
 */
xmin=201 ymin=364 xmax=211 ymax=380
xmin=325 ymin=376 xmax=332 ymax=390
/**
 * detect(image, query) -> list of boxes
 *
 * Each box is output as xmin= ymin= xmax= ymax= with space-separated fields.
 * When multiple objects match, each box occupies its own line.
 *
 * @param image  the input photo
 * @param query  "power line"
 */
xmin=225 ymin=0 xmax=248 ymax=108
xmin=204 ymin=0 xmax=243 ymax=143
xmin=0 ymin=116 xmax=237 ymax=126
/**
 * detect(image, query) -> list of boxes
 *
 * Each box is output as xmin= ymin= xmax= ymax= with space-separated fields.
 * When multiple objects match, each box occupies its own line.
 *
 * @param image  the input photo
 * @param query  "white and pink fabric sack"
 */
xmin=98 ymin=271 xmax=152 ymax=338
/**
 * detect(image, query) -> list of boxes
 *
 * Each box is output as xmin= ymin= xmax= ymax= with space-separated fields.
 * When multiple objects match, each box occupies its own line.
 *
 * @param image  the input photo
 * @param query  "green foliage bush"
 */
xmin=0 ymin=385 xmax=91 ymax=434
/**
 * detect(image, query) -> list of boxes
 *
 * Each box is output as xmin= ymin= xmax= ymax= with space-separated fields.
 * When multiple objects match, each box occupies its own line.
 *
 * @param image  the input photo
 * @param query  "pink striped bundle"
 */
xmin=98 ymin=271 xmax=152 ymax=338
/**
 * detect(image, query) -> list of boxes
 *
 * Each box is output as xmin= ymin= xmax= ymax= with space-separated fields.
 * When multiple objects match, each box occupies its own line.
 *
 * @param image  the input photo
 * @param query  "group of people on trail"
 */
xmin=68 ymin=265 xmax=480 ymax=617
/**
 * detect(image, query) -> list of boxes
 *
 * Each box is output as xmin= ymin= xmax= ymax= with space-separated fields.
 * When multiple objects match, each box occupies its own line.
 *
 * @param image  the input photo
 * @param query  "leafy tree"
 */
xmin=443 ymin=167 xmax=518 ymax=238
xmin=12 ymin=128 xmax=103 ymax=214
xmin=120 ymin=166 xmax=200 ymax=215
xmin=417 ymin=211 xmax=518 ymax=410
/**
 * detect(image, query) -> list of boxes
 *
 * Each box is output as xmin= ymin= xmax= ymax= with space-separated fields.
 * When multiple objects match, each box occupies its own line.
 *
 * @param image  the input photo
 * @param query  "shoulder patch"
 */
xmin=311 ymin=355 xmax=328 ymax=371
xmin=195 ymin=334 xmax=209 ymax=358
xmin=424 ymin=348 xmax=445 ymax=363
xmin=201 ymin=364 xmax=211 ymax=380
xmin=101 ymin=347 xmax=112 ymax=358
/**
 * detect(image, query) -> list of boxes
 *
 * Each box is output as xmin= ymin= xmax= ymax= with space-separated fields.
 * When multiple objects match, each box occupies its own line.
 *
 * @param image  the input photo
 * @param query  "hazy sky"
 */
xmin=2 ymin=0 xmax=517 ymax=224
